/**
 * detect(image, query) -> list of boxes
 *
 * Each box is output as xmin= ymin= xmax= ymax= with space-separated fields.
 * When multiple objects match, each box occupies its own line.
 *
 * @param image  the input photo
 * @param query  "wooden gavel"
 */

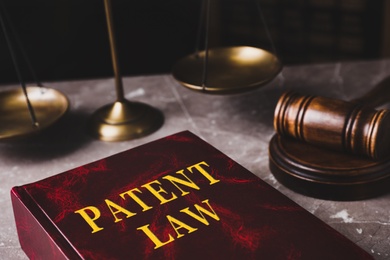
xmin=274 ymin=78 xmax=390 ymax=160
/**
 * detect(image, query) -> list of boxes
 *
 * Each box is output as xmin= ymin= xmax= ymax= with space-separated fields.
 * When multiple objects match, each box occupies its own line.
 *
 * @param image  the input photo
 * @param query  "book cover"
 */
xmin=11 ymin=131 xmax=372 ymax=259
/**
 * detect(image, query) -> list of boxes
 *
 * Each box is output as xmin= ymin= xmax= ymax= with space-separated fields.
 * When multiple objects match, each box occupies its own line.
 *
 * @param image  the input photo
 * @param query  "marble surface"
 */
xmin=1 ymin=59 xmax=390 ymax=259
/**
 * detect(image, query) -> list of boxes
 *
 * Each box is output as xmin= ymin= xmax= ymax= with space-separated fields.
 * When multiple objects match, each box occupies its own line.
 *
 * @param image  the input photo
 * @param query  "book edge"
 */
xmin=11 ymin=186 xmax=82 ymax=259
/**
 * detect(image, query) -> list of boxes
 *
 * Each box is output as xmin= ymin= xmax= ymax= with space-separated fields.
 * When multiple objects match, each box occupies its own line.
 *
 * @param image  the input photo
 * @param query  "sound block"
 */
xmin=269 ymin=134 xmax=390 ymax=200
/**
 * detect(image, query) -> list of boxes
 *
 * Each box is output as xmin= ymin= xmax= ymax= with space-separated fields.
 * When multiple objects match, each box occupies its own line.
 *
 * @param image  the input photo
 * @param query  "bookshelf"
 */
xmin=216 ymin=0 xmax=385 ymax=64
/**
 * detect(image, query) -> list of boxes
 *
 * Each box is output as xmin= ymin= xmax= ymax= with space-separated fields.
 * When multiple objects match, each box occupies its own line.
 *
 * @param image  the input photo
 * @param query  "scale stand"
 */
xmin=88 ymin=0 xmax=164 ymax=141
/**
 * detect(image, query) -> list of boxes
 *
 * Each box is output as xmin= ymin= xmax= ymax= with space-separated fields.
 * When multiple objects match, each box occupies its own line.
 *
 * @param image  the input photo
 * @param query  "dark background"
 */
xmin=0 ymin=0 xmax=387 ymax=84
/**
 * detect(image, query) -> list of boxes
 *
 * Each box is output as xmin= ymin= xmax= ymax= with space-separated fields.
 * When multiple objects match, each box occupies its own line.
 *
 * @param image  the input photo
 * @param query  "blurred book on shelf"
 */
xmin=216 ymin=0 xmax=386 ymax=64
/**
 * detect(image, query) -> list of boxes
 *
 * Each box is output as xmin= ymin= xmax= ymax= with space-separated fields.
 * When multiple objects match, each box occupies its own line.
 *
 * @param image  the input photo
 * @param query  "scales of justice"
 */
xmin=89 ymin=0 xmax=281 ymax=140
xmin=0 ymin=0 xmax=281 ymax=142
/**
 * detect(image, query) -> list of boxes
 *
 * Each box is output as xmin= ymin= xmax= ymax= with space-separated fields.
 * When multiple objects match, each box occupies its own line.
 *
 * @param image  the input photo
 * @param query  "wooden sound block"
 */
xmin=269 ymin=134 xmax=390 ymax=200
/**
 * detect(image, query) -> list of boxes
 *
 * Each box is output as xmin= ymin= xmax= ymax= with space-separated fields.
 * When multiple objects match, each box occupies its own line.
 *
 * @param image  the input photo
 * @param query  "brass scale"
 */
xmin=1 ymin=1 xmax=388 ymax=200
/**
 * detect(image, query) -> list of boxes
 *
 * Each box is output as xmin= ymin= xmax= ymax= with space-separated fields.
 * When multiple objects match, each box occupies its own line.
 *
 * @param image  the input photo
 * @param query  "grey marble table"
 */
xmin=1 ymin=59 xmax=390 ymax=259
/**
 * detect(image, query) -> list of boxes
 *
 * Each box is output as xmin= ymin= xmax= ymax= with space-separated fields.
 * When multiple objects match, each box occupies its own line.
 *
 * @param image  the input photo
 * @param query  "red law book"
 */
xmin=11 ymin=131 xmax=372 ymax=259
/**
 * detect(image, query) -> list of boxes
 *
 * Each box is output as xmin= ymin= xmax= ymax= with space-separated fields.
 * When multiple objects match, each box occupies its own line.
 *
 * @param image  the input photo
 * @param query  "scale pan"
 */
xmin=172 ymin=46 xmax=282 ymax=94
xmin=0 ymin=86 xmax=69 ymax=140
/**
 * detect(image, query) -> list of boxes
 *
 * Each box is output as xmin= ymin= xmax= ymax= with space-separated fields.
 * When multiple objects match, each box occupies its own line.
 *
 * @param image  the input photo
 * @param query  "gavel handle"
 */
xmin=351 ymin=76 xmax=390 ymax=108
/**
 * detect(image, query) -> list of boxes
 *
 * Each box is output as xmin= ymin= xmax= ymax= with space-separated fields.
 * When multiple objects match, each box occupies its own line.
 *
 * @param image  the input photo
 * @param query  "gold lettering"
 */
xmin=187 ymin=161 xmax=220 ymax=185
xmin=137 ymin=224 xmax=175 ymax=249
xmin=105 ymin=199 xmax=137 ymax=222
xmin=142 ymin=180 xmax=178 ymax=205
xmin=180 ymin=199 xmax=220 ymax=225
xmin=162 ymin=170 xmax=200 ymax=196
xmin=166 ymin=215 xmax=198 ymax=238
xmin=74 ymin=206 xmax=104 ymax=233
xmin=120 ymin=188 xmax=153 ymax=212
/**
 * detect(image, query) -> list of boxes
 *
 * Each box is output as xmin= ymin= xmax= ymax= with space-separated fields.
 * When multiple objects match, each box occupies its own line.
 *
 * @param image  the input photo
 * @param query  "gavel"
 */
xmin=274 ymin=78 xmax=390 ymax=160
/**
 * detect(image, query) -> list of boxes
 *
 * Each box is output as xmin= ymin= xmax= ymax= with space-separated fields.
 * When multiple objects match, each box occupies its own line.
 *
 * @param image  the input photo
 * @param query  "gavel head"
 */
xmin=274 ymin=91 xmax=390 ymax=160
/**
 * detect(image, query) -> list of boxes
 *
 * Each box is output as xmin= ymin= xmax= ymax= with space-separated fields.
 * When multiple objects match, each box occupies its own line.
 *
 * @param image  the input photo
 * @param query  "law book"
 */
xmin=11 ymin=131 xmax=372 ymax=259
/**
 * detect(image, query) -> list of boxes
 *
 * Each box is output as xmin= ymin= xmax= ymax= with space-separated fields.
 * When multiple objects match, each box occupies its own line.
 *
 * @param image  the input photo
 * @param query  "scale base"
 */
xmin=269 ymin=134 xmax=390 ymax=200
xmin=88 ymin=100 xmax=164 ymax=142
